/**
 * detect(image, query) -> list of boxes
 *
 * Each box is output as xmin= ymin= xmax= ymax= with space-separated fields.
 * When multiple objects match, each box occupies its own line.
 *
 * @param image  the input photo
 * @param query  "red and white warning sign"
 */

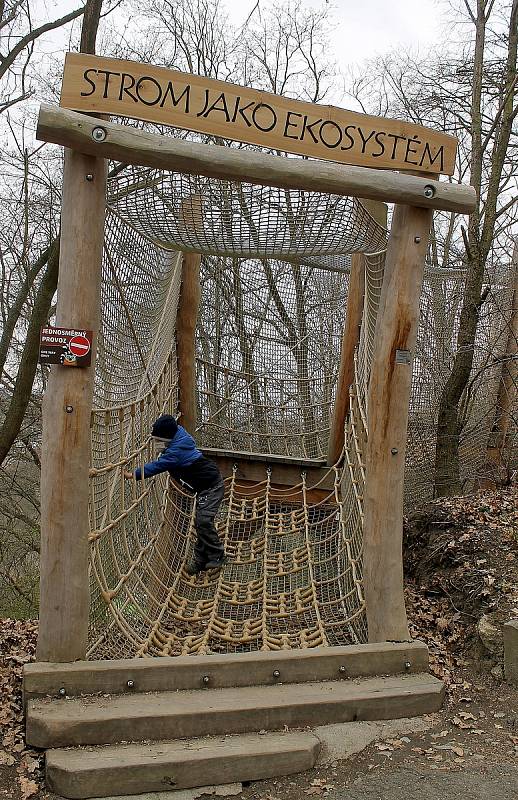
xmin=69 ymin=334 xmax=91 ymax=358
xmin=39 ymin=327 xmax=93 ymax=367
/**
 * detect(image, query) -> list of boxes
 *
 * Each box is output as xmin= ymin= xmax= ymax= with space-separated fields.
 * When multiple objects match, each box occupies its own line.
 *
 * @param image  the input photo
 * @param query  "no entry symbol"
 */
xmin=69 ymin=335 xmax=91 ymax=358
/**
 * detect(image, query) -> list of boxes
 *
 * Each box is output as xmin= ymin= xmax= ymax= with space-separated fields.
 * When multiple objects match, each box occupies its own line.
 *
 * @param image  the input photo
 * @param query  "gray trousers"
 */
xmin=194 ymin=481 xmax=225 ymax=565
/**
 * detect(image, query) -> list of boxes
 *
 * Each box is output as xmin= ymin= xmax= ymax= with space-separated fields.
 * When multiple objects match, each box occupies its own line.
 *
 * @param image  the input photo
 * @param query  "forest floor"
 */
xmin=0 ymin=485 xmax=517 ymax=800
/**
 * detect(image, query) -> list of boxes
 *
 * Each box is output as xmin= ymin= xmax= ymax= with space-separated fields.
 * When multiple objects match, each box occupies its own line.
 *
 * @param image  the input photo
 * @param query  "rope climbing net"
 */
xmin=86 ymin=168 xmax=515 ymax=659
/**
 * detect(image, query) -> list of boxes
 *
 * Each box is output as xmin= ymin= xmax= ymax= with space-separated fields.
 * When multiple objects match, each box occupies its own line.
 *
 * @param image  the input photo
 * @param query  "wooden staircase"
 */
xmin=24 ymin=642 xmax=444 ymax=799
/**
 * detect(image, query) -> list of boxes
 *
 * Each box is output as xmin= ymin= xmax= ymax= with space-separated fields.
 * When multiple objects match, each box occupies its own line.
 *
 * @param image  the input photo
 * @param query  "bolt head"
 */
xmin=92 ymin=126 xmax=107 ymax=142
xmin=127 ymin=679 xmax=134 ymax=689
xmin=423 ymin=185 xmax=435 ymax=199
xmin=273 ymin=670 xmax=280 ymax=679
xmin=65 ymin=405 xmax=73 ymax=413
xmin=85 ymin=173 xmax=94 ymax=181
xmin=414 ymin=236 xmax=421 ymax=243
xmin=202 ymin=675 xmax=210 ymax=684
xmin=404 ymin=661 xmax=412 ymax=670
xmin=391 ymin=447 xmax=398 ymax=455
xmin=339 ymin=665 xmax=346 ymax=673
xmin=58 ymin=687 xmax=66 ymax=696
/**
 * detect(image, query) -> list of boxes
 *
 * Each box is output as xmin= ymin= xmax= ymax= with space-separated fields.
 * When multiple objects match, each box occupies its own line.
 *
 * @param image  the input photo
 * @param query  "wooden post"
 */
xmin=327 ymin=202 xmax=387 ymax=466
xmin=327 ymin=253 xmax=366 ymax=466
xmin=37 ymin=150 xmax=107 ymax=662
xmin=363 ymin=204 xmax=433 ymax=642
xmin=176 ymin=252 xmax=202 ymax=434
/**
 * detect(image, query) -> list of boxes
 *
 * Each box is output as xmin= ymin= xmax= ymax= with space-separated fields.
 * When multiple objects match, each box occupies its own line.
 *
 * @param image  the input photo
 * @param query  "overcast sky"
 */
xmin=40 ymin=0 xmax=446 ymax=71
xmin=231 ymin=0 xmax=445 ymax=67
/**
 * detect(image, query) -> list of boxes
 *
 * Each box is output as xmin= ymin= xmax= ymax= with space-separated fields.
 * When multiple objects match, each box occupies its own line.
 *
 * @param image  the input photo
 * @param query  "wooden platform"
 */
xmin=24 ymin=642 xmax=444 ymax=799
xmin=203 ymin=447 xmax=336 ymax=501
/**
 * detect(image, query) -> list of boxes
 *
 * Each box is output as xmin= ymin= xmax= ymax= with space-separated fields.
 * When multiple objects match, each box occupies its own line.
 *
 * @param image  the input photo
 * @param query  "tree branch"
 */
xmin=0 ymin=5 xmax=86 ymax=81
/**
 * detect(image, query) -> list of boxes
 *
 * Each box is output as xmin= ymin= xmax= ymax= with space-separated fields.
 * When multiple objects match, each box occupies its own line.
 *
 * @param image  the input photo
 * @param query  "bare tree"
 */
xmin=0 ymin=1 xmax=86 ymax=114
xmin=348 ymin=0 xmax=517 ymax=496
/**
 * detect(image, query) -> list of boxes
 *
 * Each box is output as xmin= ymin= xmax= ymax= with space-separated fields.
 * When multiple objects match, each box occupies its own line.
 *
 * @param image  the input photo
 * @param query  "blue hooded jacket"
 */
xmin=135 ymin=425 xmax=220 ymax=492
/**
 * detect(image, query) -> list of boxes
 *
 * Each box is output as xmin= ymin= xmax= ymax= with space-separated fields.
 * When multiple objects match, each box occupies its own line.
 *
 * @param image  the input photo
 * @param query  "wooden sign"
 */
xmin=60 ymin=53 xmax=456 ymax=175
xmin=39 ymin=326 xmax=93 ymax=367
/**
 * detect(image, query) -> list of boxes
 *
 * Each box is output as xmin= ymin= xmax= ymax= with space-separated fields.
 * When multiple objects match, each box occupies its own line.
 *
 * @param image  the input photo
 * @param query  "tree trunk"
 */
xmin=0 ymin=241 xmax=60 ymax=465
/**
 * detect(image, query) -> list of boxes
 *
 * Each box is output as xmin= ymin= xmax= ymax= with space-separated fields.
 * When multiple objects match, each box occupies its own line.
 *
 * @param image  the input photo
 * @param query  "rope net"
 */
xmin=86 ymin=167 xmax=516 ymax=659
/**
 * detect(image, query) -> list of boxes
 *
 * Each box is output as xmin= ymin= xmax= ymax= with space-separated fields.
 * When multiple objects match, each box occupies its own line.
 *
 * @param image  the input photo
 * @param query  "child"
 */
xmin=125 ymin=415 xmax=226 ymax=575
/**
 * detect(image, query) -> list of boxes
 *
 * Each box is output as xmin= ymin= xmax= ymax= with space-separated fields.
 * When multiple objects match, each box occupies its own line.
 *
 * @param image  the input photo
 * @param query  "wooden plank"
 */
xmin=363 ymin=204 xmax=433 ymax=643
xmin=203 ymin=450 xmax=336 ymax=492
xmin=176 ymin=251 xmax=201 ymax=434
xmin=202 ymin=447 xmax=326 ymax=467
xmin=23 ymin=642 xmax=429 ymax=701
xmin=46 ymin=731 xmax=320 ymax=799
xmin=26 ymin=674 xmax=445 ymax=748
xmin=37 ymin=105 xmax=478 ymax=215
xmin=60 ymin=53 xmax=457 ymax=175
xmin=37 ymin=150 xmax=107 ymax=662
xmin=327 ymin=253 xmax=366 ymax=466
xmin=359 ymin=199 xmax=388 ymax=229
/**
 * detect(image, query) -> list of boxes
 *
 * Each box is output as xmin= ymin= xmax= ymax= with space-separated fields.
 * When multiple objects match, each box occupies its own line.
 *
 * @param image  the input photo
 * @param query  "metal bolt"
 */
xmin=127 ymin=679 xmax=134 ymax=689
xmin=202 ymin=675 xmax=210 ymax=685
xmin=58 ymin=687 xmax=66 ymax=697
xmin=65 ymin=405 xmax=74 ymax=413
xmin=404 ymin=661 xmax=412 ymax=671
xmin=92 ymin=126 xmax=107 ymax=142
xmin=273 ymin=670 xmax=280 ymax=679
xmin=339 ymin=665 xmax=346 ymax=674
xmin=85 ymin=173 xmax=94 ymax=181
xmin=391 ymin=447 xmax=398 ymax=455
xmin=423 ymin=185 xmax=435 ymax=199
xmin=414 ymin=236 xmax=421 ymax=243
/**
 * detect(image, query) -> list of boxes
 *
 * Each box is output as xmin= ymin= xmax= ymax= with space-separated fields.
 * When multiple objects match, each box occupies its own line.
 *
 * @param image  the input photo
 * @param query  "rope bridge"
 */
xmin=86 ymin=170 xmax=513 ymax=659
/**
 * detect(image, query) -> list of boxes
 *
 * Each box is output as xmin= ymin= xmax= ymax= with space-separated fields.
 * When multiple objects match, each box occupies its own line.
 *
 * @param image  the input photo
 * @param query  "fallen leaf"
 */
xmin=0 ymin=750 xmax=15 ymax=766
xmin=19 ymin=777 xmax=38 ymax=800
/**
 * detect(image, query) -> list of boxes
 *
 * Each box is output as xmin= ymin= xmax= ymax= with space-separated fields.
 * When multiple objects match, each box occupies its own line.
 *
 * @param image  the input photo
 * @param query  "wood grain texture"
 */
xmin=37 ymin=150 xmax=107 ymax=662
xmin=23 ymin=642 xmax=429 ymax=700
xmin=37 ymin=104 xmax=477 ymax=214
xmin=327 ymin=253 xmax=366 ymax=466
xmin=27 ymin=673 xmax=444 ymax=748
xmin=46 ymin=732 xmax=320 ymax=798
xmin=176 ymin=251 xmax=201 ymax=434
xmin=363 ymin=204 xmax=433 ymax=643
xmin=60 ymin=53 xmax=457 ymax=174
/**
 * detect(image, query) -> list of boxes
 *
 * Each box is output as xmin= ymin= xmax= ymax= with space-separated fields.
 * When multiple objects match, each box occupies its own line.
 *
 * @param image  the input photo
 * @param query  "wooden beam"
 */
xmin=37 ymin=105 xmax=478 ymax=215
xmin=363 ymin=204 xmax=433 ymax=643
xmin=327 ymin=253 xmax=366 ymax=466
xmin=176 ymin=250 xmax=202 ymax=435
xmin=202 ymin=448 xmax=336 ymax=492
xmin=37 ymin=150 xmax=107 ymax=662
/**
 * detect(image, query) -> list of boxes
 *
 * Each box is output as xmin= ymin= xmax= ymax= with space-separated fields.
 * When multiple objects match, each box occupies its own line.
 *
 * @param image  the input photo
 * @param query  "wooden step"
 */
xmin=23 ymin=641 xmax=429 ymax=701
xmin=27 ymin=673 xmax=444 ymax=749
xmin=46 ymin=731 xmax=320 ymax=799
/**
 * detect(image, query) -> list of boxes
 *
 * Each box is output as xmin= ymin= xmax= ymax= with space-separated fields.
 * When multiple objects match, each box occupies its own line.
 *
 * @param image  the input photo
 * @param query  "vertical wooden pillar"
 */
xmin=37 ymin=149 xmax=107 ymax=662
xmin=363 ymin=204 xmax=433 ymax=642
xmin=327 ymin=253 xmax=366 ymax=466
xmin=176 ymin=252 xmax=202 ymax=434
